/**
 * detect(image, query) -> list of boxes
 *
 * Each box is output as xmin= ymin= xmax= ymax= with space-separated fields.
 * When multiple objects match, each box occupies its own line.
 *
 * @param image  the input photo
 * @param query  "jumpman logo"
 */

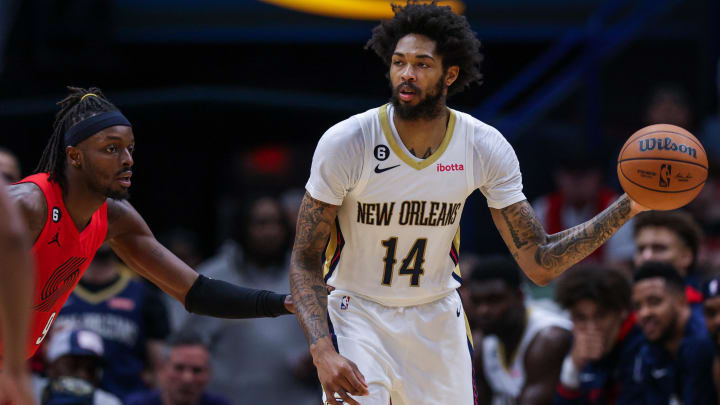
xmin=48 ymin=231 xmax=61 ymax=247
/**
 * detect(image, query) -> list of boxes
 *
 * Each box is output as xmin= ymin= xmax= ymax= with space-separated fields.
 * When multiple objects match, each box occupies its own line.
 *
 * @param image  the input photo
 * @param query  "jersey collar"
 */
xmin=379 ymin=104 xmax=456 ymax=171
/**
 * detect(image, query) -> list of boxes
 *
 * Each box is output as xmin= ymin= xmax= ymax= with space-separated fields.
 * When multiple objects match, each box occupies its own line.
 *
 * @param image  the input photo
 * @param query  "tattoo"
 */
xmin=534 ymin=196 xmax=631 ymax=273
xmin=289 ymin=193 xmax=338 ymax=346
xmin=409 ymin=147 xmax=433 ymax=159
xmin=497 ymin=196 xmax=633 ymax=280
xmin=500 ymin=202 xmax=545 ymax=249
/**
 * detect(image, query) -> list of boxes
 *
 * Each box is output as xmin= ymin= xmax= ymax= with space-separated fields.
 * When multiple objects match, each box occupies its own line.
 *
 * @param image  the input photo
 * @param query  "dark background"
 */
xmin=1 ymin=0 xmax=718 ymax=258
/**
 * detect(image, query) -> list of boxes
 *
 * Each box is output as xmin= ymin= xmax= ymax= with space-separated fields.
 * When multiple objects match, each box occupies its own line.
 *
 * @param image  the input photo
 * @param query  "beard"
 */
xmin=85 ymin=162 xmax=131 ymax=200
xmin=105 ymin=187 xmax=130 ymax=200
xmin=390 ymin=75 xmax=446 ymax=121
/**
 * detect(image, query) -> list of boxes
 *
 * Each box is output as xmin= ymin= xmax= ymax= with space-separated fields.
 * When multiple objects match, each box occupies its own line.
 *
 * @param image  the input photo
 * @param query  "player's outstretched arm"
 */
xmin=0 ymin=180 xmax=35 ymax=405
xmin=290 ymin=193 xmax=368 ymax=405
xmin=490 ymin=194 xmax=647 ymax=285
xmin=105 ymin=199 xmax=291 ymax=318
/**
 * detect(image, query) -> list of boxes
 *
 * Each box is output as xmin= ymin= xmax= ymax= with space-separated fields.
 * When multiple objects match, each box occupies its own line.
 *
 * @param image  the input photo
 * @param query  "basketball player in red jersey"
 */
xmin=1 ymin=87 xmax=293 ymax=362
xmin=0 ymin=177 xmax=35 ymax=405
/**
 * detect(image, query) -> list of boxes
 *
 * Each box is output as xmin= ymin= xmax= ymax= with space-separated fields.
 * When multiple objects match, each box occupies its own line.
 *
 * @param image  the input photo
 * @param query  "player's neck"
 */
xmin=498 ymin=307 xmax=527 ymax=364
xmin=499 ymin=312 xmax=527 ymax=363
xmin=63 ymin=173 xmax=107 ymax=232
xmin=393 ymin=108 xmax=449 ymax=159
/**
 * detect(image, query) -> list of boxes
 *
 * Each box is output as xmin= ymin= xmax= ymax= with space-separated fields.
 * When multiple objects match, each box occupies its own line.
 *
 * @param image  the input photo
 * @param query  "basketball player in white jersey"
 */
xmin=289 ymin=2 xmax=648 ymax=404
xmin=467 ymin=256 xmax=572 ymax=404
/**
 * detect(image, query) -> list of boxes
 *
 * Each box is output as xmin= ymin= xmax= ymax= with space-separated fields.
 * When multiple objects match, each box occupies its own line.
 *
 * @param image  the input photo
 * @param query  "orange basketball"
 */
xmin=617 ymin=124 xmax=708 ymax=210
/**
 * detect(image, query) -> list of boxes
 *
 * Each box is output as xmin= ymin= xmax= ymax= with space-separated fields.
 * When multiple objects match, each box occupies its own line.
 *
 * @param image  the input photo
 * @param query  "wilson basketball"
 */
xmin=617 ymin=124 xmax=708 ymax=210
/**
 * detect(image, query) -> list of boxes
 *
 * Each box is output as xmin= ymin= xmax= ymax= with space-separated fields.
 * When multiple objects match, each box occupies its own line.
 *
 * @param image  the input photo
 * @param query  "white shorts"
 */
xmin=324 ymin=290 xmax=476 ymax=405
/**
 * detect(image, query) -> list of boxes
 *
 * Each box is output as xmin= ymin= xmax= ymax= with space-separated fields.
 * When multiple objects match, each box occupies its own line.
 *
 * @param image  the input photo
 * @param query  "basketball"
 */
xmin=617 ymin=124 xmax=708 ymax=210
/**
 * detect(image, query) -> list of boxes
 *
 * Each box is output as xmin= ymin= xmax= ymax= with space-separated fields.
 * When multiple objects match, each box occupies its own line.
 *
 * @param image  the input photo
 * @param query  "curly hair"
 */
xmin=35 ymin=86 xmax=120 ymax=190
xmin=633 ymin=210 xmax=703 ymax=263
xmin=555 ymin=265 xmax=632 ymax=313
xmin=365 ymin=0 xmax=483 ymax=97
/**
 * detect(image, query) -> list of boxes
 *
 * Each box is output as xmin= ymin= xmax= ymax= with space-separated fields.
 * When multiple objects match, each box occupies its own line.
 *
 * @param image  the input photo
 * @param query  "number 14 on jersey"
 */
xmin=380 ymin=237 xmax=427 ymax=287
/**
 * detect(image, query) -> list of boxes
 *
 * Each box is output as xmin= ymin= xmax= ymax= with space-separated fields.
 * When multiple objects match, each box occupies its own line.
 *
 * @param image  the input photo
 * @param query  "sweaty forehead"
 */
xmin=394 ymin=34 xmax=438 ymax=57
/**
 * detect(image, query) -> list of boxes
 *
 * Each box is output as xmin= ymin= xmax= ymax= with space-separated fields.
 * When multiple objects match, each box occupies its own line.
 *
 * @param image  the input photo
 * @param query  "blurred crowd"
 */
xmin=3 ymin=79 xmax=720 ymax=405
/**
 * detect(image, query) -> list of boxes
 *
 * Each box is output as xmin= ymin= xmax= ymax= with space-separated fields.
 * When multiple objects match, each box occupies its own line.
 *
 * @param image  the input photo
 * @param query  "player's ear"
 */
xmin=66 ymin=146 xmax=82 ymax=168
xmin=445 ymin=66 xmax=459 ymax=87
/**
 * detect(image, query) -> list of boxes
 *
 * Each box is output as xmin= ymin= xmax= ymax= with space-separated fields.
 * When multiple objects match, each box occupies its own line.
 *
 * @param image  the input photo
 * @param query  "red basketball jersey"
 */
xmin=0 ymin=173 xmax=107 ymax=358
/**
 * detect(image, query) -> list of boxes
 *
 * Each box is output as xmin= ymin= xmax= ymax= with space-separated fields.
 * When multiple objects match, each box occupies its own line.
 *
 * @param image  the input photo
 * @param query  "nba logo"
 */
xmin=659 ymin=164 xmax=672 ymax=188
xmin=340 ymin=296 xmax=351 ymax=310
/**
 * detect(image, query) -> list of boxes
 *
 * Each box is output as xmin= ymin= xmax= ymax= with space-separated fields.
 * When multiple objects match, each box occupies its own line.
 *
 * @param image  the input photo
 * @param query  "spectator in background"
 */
xmin=633 ymin=210 xmax=704 ymax=302
xmin=468 ymin=256 xmax=572 ymax=404
xmin=173 ymin=196 xmax=317 ymax=404
xmin=702 ymin=276 xmax=720 ymax=399
xmin=532 ymin=152 xmax=635 ymax=266
xmin=280 ymin=187 xmax=305 ymax=232
xmin=33 ymin=328 xmax=121 ymax=405
xmin=0 ymin=146 xmax=21 ymax=182
xmin=159 ymin=228 xmax=202 ymax=270
xmin=632 ymin=261 xmax=716 ymax=404
xmin=643 ymin=84 xmax=694 ymax=130
xmin=53 ymin=243 xmax=170 ymax=399
xmin=700 ymin=58 xmax=720 ymax=167
xmin=126 ymin=334 xmax=231 ymax=405
xmin=554 ymin=265 xmax=644 ymax=404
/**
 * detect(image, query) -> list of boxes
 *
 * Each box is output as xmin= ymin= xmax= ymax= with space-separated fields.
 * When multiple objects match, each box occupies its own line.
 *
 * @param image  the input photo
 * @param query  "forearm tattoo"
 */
xmin=500 ymin=196 xmax=632 ymax=277
xmin=289 ymin=193 xmax=336 ymax=346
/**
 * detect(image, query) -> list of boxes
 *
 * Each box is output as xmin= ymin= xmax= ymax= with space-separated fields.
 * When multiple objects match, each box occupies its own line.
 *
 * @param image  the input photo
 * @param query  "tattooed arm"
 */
xmin=491 ymin=194 xmax=646 ymax=285
xmin=290 ymin=193 xmax=368 ymax=405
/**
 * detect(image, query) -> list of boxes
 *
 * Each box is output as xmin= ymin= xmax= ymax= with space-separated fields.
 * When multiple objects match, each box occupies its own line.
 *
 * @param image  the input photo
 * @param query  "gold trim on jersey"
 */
xmin=72 ymin=269 xmax=132 ymax=304
xmin=452 ymin=227 xmax=461 ymax=280
xmin=323 ymin=222 xmax=339 ymax=278
xmin=379 ymin=104 xmax=457 ymax=171
xmin=464 ymin=311 xmax=473 ymax=349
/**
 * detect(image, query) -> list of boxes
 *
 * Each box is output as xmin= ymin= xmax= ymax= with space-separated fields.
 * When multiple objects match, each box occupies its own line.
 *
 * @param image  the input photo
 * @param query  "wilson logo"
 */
xmin=436 ymin=163 xmax=464 ymax=172
xmin=638 ymin=137 xmax=697 ymax=158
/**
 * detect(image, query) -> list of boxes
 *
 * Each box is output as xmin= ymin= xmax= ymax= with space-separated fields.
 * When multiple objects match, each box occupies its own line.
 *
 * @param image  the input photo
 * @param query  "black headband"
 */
xmin=64 ymin=111 xmax=132 ymax=146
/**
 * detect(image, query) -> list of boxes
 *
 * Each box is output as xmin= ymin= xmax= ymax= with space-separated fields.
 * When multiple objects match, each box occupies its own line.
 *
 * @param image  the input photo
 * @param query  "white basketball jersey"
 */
xmin=306 ymin=104 xmax=525 ymax=306
xmin=482 ymin=307 xmax=572 ymax=404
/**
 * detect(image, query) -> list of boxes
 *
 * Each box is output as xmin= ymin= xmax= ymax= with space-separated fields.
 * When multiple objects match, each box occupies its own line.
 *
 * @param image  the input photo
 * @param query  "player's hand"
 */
xmin=312 ymin=340 xmax=368 ymax=405
xmin=284 ymin=295 xmax=295 ymax=314
xmin=570 ymin=330 xmax=604 ymax=369
xmin=0 ymin=369 xmax=35 ymax=405
xmin=625 ymin=193 xmax=651 ymax=215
